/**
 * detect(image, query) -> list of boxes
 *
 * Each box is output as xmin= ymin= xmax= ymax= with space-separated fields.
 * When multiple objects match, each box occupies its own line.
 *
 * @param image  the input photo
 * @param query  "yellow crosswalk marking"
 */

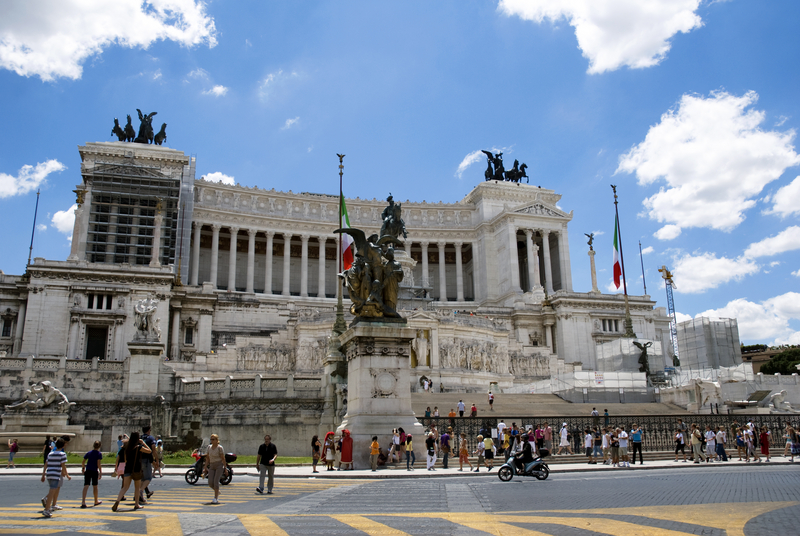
xmin=147 ymin=513 xmax=182 ymax=534
xmin=428 ymin=513 xmax=552 ymax=536
xmin=0 ymin=520 xmax=105 ymax=527
xmin=498 ymin=515 xmax=694 ymax=536
xmin=542 ymin=501 xmax=798 ymax=536
xmin=238 ymin=514 xmax=290 ymax=536
xmin=331 ymin=515 xmax=413 ymax=535
xmin=0 ymin=530 xmax=61 ymax=534
xmin=0 ymin=512 xmax=141 ymax=521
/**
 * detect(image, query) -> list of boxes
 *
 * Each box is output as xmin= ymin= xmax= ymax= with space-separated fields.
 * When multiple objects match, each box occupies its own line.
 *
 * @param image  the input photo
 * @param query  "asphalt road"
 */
xmin=0 ymin=464 xmax=797 ymax=535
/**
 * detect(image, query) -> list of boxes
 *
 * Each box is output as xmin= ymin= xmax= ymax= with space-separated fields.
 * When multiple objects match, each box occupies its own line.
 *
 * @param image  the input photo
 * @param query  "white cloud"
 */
xmin=203 ymin=85 xmax=228 ymax=97
xmin=793 ymin=269 xmax=800 ymax=277
xmin=281 ymin=117 xmax=300 ymax=130
xmin=51 ymin=203 xmax=77 ymax=240
xmin=743 ymin=226 xmax=800 ymax=259
xmin=187 ymin=67 xmax=209 ymax=80
xmin=671 ymin=252 xmax=759 ymax=294
xmin=617 ymin=91 xmax=800 ymax=234
xmin=498 ymin=0 xmax=703 ymax=74
xmin=0 ymin=159 xmax=65 ymax=198
xmin=258 ymin=69 xmax=299 ymax=101
xmin=605 ymin=279 xmax=622 ymax=293
xmin=0 ymin=0 xmax=217 ymax=81
xmin=654 ymin=224 xmax=681 ymax=241
xmin=36 ymin=223 xmax=47 ymax=232
xmin=775 ymin=115 xmax=789 ymax=127
xmin=202 ymin=172 xmax=234 ymax=185
xmin=591 ymin=230 xmax=605 ymax=236
xmin=767 ymin=176 xmax=800 ymax=218
xmin=699 ymin=292 xmax=800 ymax=343
xmin=152 ymin=68 xmax=162 ymax=80
xmin=641 ymin=246 xmax=654 ymax=255
xmin=455 ymin=150 xmax=484 ymax=179
xmin=674 ymin=312 xmax=693 ymax=324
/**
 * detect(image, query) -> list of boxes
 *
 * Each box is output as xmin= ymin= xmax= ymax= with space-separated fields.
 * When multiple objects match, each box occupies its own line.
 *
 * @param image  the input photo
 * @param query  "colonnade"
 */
xmin=514 ymin=227 xmax=572 ymax=294
xmin=189 ymin=223 xmax=335 ymax=297
xmin=405 ymin=241 xmax=475 ymax=302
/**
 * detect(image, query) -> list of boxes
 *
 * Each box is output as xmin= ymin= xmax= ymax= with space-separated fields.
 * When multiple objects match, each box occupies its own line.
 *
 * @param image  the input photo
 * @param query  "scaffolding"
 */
xmin=83 ymin=159 xmax=184 ymax=266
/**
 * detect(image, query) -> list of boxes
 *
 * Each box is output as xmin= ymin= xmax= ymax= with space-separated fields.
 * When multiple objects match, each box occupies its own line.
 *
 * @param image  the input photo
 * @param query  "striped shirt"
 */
xmin=46 ymin=450 xmax=67 ymax=480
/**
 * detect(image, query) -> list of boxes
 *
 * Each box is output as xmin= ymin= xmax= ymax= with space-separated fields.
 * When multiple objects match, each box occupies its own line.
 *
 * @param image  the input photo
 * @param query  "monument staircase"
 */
xmin=411 ymin=392 xmax=685 ymax=417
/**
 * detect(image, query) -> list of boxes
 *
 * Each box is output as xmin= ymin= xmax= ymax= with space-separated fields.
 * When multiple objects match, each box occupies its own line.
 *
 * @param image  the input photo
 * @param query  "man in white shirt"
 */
xmin=584 ymin=429 xmax=596 ymax=464
xmin=497 ymin=420 xmax=506 ymax=440
xmin=715 ymin=426 xmax=728 ymax=461
xmin=618 ymin=429 xmax=630 ymax=467
xmin=457 ymin=400 xmax=465 ymax=417
xmin=704 ymin=426 xmax=716 ymax=463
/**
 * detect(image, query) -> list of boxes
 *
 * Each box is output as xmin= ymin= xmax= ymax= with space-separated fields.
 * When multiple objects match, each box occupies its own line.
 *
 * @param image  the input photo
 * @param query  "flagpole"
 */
xmin=612 ymin=185 xmax=636 ymax=338
xmin=638 ymin=240 xmax=647 ymax=296
xmin=333 ymin=154 xmax=347 ymax=335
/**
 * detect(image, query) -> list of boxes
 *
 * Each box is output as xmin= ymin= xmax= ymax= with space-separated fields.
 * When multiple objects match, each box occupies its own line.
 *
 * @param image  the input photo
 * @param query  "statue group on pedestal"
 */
xmin=337 ymin=195 xmax=407 ymax=320
xmin=111 ymin=109 xmax=167 ymax=145
xmin=482 ymin=150 xmax=528 ymax=183
xmin=133 ymin=297 xmax=161 ymax=341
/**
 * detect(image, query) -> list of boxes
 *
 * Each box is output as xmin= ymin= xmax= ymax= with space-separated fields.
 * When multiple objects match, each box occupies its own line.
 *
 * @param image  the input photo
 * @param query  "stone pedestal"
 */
xmin=127 ymin=341 xmax=165 ymax=396
xmin=588 ymin=250 xmax=599 ymax=293
xmin=0 ymin=412 xmax=91 ymax=454
xmin=336 ymin=323 xmax=424 ymax=469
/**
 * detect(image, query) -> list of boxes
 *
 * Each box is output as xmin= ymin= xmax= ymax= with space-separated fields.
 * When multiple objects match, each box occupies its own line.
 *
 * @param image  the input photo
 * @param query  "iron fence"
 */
xmin=418 ymin=414 xmax=799 ymax=454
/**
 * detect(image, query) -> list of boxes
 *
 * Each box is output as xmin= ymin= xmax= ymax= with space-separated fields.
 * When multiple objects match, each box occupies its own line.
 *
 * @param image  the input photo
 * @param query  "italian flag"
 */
xmin=612 ymin=214 xmax=622 ymax=289
xmin=340 ymin=194 xmax=354 ymax=271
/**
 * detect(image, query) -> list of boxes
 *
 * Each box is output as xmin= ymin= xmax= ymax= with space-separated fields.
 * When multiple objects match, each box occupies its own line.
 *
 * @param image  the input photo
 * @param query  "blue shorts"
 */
xmin=141 ymin=459 xmax=153 ymax=481
xmin=48 ymin=478 xmax=61 ymax=489
xmin=8 ymin=452 xmax=15 ymax=462
xmin=593 ymin=445 xmax=603 ymax=457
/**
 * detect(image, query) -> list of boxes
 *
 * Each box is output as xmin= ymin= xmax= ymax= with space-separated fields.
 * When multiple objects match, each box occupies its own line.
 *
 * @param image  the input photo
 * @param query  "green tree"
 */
xmin=760 ymin=348 xmax=800 ymax=375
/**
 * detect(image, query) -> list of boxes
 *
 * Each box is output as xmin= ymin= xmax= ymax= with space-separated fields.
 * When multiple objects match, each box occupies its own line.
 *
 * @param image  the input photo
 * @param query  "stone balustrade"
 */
xmin=0 ymin=356 xmax=125 ymax=374
xmin=176 ymin=374 xmax=321 ymax=400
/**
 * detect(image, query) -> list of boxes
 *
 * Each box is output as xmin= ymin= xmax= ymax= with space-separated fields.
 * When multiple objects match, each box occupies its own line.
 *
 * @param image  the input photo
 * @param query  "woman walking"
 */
xmin=735 ymin=428 xmax=746 ymax=460
xmin=112 ymin=432 xmax=151 ymax=511
xmin=202 ymin=434 xmax=229 ymax=504
xmin=311 ymin=435 xmax=321 ymax=473
xmin=458 ymin=433 xmax=472 ymax=471
xmin=674 ymin=429 xmax=687 ymax=462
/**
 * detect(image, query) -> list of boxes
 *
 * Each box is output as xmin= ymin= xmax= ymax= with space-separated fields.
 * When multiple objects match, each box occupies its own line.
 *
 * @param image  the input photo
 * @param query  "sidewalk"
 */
xmin=1 ymin=456 xmax=795 ymax=479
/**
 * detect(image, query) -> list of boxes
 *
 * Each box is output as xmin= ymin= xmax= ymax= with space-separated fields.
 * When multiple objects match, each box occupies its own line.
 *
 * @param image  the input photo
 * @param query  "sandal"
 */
xmin=94 ymin=501 xmax=103 ymax=506
xmin=112 ymin=501 xmax=119 ymax=512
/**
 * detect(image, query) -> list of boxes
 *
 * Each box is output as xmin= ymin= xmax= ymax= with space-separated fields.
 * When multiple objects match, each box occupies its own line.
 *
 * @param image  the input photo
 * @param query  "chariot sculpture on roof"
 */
xmin=110 ymin=109 xmax=168 ymax=145
xmin=482 ymin=150 xmax=529 ymax=183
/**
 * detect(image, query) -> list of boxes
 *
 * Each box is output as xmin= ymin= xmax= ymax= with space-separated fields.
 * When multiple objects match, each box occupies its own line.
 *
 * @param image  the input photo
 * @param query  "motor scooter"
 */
xmin=497 ymin=448 xmax=550 ymax=482
xmin=185 ymin=452 xmax=238 ymax=485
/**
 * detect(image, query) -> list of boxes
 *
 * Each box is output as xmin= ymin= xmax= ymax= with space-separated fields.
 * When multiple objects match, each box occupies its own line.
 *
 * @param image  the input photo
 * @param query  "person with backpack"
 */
xmin=112 ymin=432 xmax=151 ymax=512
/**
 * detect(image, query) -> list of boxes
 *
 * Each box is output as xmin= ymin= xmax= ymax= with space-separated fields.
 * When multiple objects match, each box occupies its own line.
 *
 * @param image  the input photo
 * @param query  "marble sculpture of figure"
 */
xmin=134 ymin=297 xmax=160 ymax=340
xmin=6 ymin=381 xmax=73 ymax=413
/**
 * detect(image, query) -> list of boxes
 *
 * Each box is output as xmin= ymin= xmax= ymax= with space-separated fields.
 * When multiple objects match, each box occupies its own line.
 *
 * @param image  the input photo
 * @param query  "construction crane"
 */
xmin=658 ymin=266 xmax=680 ymax=366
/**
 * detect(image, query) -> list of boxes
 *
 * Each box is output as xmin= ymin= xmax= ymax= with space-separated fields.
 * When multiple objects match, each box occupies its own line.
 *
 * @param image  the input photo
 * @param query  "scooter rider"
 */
xmin=514 ymin=434 xmax=533 ymax=473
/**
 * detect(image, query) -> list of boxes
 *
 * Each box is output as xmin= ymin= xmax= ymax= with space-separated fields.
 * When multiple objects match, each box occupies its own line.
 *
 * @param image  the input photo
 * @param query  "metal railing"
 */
xmin=418 ymin=414 xmax=799 ymax=454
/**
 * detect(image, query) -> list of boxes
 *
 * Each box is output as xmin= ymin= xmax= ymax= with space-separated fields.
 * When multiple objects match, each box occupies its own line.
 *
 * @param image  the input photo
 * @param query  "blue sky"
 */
xmin=1 ymin=0 xmax=799 ymax=345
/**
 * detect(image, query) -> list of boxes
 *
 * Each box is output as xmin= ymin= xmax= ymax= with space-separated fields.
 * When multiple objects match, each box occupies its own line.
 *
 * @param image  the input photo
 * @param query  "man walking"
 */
xmin=488 ymin=391 xmax=495 ymax=411
xmin=618 ymin=427 xmax=630 ymax=467
xmin=140 ymin=426 xmax=158 ymax=503
xmin=690 ymin=424 xmax=705 ymax=463
xmin=256 ymin=435 xmax=277 ymax=494
xmin=630 ymin=424 xmax=644 ymax=465
xmin=457 ymin=400 xmax=465 ymax=417
xmin=440 ymin=428 xmax=451 ymax=469
xmin=591 ymin=408 xmax=599 ymax=426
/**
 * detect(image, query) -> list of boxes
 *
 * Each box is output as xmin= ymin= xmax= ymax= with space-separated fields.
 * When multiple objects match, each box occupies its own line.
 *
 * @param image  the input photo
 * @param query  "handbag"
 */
xmin=116 ymin=462 xmax=126 ymax=477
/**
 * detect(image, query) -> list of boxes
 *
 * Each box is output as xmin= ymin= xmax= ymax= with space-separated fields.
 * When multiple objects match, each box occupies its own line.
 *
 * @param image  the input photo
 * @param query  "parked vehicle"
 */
xmin=185 ymin=452 xmax=238 ymax=485
xmin=497 ymin=448 xmax=550 ymax=482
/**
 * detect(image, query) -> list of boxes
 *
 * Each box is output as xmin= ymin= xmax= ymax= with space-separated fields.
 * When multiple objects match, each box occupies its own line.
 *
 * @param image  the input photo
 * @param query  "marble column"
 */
xmin=525 ymin=230 xmax=537 ymax=291
xmin=560 ymin=226 xmax=574 ymax=292
xmin=509 ymin=224 xmax=521 ymax=292
xmin=71 ymin=188 xmax=92 ymax=262
xmin=149 ymin=209 xmax=163 ymax=267
xmin=300 ymin=234 xmax=310 ymax=297
xmin=13 ymin=301 xmax=26 ymax=355
xmin=190 ymin=222 xmax=201 ymax=286
xmin=209 ymin=224 xmax=220 ymax=289
xmin=589 ymin=249 xmax=599 ymax=292
xmin=454 ymin=242 xmax=464 ymax=302
xmin=170 ymin=308 xmax=180 ymax=359
xmin=246 ymin=229 xmax=256 ymax=293
xmin=437 ymin=241 xmax=447 ymax=301
xmin=228 ymin=227 xmax=239 ymax=291
xmin=421 ymin=242 xmax=429 ymax=288
xmin=532 ymin=243 xmax=541 ymax=288
xmin=282 ymin=233 xmax=292 ymax=296
xmin=264 ymin=231 xmax=274 ymax=294
xmin=542 ymin=230 xmax=554 ymax=294
xmin=545 ymin=323 xmax=553 ymax=352
xmin=317 ymin=237 xmax=326 ymax=298
xmin=68 ymin=317 xmax=80 ymax=359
